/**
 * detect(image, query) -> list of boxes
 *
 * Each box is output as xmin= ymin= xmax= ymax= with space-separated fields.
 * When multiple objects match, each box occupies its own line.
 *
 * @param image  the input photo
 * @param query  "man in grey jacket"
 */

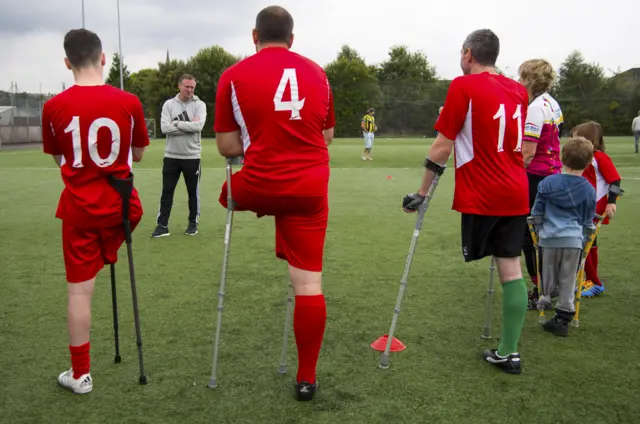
xmin=152 ymin=74 xmax=206 ymax=237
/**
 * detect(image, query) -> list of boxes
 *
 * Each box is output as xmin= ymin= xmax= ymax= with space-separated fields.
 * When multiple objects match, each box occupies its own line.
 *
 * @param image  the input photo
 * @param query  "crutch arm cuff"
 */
xmin=423 ymin=157 xmax=446 ymax=175
xmin=226 ymin=156 xmax=244 ymax=166
xmin=607 ymin=180 xmax=622 ymax=204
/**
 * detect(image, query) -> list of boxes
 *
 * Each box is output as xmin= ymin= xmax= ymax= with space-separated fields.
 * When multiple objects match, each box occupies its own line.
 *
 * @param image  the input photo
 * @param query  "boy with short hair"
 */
xmin=530 ymin=136 xmax=596 ymax=336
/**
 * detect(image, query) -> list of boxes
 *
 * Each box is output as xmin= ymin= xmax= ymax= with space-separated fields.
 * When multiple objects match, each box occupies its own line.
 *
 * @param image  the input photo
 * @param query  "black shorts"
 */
xmin=461 ymin=214 xmax=527 ymax=262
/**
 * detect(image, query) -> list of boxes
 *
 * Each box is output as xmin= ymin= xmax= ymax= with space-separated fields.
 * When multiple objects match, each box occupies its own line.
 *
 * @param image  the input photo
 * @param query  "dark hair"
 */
xmin=367 ymin=108 xmax=375 ymax=113
xmin=463 ymin=29 xmax=500 ymax=66
xmin=255 ymin=6 xmax=294 ymax=43
xmin=561 ymin=136 xmax=594 ymax=170
xmin=179 ymin=74 xmax=196 ymax=84
xmin=571 ymin=121 xmax=606 ymax=152
xmin=63 ymin=29 xmax=103 ymax=69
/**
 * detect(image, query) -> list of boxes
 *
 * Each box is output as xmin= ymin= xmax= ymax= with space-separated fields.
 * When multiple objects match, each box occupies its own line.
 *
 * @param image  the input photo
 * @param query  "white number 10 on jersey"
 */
xmin=64 ymin=116 xmax=121 ymax=168
xmin=493 ymin=104 xmax=523 ymax=152
xmin=274 ymin=69 xmax=306 ymax=120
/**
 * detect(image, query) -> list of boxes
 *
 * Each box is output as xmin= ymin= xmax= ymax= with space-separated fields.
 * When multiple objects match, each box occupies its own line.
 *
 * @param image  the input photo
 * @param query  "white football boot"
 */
xmin=58 ymin=368 xmax=93 ymax=394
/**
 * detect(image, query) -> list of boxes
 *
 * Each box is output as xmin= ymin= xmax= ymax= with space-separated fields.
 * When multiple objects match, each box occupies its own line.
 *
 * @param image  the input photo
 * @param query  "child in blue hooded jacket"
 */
xmin=530 ymin=136 xmax=597 ymax=336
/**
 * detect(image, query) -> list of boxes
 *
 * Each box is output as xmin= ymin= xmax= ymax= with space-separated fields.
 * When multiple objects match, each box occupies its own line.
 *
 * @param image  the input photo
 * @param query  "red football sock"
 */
xmin=69 ymin=342 xmax=91 ymax=379
xmin=585 ymin=247 xmax=602 ymax=286
xmin=293 ymin=294 xmax=326 ymax=384
xmin=530 ymin=275 xmax=538 ymax=286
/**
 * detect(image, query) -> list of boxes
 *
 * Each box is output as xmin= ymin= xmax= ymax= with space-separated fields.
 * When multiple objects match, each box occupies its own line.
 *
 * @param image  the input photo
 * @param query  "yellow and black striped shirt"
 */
xmin=362 ymin=114 xmax=375 ymax=132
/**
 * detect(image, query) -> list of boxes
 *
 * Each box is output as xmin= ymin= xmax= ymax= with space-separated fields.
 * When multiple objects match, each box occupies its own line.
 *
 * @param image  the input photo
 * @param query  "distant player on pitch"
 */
xmin=403 ymin=29 xmax=530 ymax=374
xmin=361 ymin=108 xmax=376 ymax=160
xmin=213 ymin=6 xmax=335 ymax=401
xmin=42 ymin=29 xmax=149 ymax=394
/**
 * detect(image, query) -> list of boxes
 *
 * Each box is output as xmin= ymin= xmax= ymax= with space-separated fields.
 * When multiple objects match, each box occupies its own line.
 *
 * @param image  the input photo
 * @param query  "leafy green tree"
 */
xmin=105 ymin=53 xmax=131 ymax=91
xmin=324 ymin=45 xmax=382 ymax=137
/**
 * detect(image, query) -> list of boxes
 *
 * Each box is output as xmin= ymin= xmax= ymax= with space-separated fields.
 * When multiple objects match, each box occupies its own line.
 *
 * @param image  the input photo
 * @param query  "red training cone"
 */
xmin=370 ymin=334 xmax=406 ymax=352
xmin=386 ymin=175 xmax=393 ymax=179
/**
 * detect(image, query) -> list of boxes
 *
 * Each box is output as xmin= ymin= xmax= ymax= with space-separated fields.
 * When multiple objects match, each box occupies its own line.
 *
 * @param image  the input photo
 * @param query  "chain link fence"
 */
xmin=0 ymin=88 xmax=54 ymax=149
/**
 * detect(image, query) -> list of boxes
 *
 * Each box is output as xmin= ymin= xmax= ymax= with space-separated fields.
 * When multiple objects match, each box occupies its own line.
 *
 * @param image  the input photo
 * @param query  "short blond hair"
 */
xmin=561 ymin=136 xmax=594 ymax=171
xmin=518 ymin=59 xmax=556 ymax=98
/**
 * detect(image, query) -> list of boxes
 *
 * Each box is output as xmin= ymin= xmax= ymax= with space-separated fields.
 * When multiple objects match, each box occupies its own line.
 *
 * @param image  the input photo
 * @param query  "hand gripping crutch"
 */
xmin=526 ymin=216 xmax=546 ymax=324
xmin=108 ymin=173 xmax=147 ymax=385
xmin=209 ymin=156 xmax=243 ymax=388
xmin=379 ymin=158 xmax=446 ymax=369
xmin=572 ymin=213 xmax=606 ymax=328
xmin=481 ymin=257 xmax=496 ymax=339
xmin=278 ymin=282 xmax=295 ymax=374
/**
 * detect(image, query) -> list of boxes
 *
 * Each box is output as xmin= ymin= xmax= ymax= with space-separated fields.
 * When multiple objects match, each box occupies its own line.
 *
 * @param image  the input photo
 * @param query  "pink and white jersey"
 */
xmin=523 ymin=92 xmax=563 ymax=176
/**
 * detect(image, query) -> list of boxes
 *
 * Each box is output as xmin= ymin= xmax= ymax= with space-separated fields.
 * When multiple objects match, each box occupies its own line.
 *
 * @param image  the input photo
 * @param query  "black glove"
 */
xmin=402 ymin=193 xmax=425 ymax=212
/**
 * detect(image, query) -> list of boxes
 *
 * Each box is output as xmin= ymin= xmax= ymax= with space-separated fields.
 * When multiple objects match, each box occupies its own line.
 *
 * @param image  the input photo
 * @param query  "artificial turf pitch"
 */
xmin=1 ymin=137 xmax=639 ymax=424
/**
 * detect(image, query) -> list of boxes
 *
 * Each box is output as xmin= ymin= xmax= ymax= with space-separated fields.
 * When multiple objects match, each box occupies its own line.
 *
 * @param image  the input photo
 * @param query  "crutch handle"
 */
xmin=108 ymin=173 xmax=135 ymax=243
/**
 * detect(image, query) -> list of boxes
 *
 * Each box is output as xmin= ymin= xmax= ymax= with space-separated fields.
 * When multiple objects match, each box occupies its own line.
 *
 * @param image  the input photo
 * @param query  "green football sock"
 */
xmin=497 ymin=278 xmax=528 ymax=357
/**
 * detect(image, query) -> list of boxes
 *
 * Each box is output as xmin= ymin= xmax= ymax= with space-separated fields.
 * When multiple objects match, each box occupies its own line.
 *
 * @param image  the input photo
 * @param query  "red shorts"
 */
xmin=219 ymin=172 xmax=328 ymax=272
xmin=62 ymin=217 xmax=141 ymax=283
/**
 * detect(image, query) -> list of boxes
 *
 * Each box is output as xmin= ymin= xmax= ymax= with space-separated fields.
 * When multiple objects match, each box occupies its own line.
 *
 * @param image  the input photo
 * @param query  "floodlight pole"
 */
xmin=117 ymin=0 xmax=124 ymax=90
xmin=81 ymin=0 xmax=85 ymax=27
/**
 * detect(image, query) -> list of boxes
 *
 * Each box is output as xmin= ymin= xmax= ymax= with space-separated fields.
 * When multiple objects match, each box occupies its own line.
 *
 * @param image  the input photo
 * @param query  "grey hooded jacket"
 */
xmin=160 ymin=94 xmax=207 ymax=159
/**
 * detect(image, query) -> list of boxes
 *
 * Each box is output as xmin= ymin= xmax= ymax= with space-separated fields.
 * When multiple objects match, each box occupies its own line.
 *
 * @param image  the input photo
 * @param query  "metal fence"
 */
xmin=0 ymin=87 xmax=55 ymax=149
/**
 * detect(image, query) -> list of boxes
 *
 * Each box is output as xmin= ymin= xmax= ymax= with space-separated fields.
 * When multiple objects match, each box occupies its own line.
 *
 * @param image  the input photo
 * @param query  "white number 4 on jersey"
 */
xmin=274 ymin=69 xmax=306 ymax=120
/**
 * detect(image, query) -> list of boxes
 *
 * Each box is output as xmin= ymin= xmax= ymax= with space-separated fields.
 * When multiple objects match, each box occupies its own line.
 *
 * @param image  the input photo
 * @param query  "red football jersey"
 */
xmin=214 ymin=46 xmax=335 ymax=197
xmin=582 ymin=151 xmax=620 ymax=225
xmin=435 ymin=73 xmax=530 ymax=216
xmin=42 ymin=85 xmax=150 ymax=229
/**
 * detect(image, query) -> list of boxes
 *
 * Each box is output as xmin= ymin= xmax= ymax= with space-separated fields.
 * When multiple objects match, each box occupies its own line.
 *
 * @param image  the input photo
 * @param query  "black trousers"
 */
xmin=157 ymin=157 xmax=201 ymax=226
xmin=523 ymin=172 xmax=546 ymax=278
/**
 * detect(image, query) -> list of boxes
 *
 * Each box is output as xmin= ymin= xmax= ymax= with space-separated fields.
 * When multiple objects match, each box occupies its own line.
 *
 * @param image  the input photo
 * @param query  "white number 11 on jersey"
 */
xmin=493 ymin=104 xmax=523 ymax=152
xmin=274 ymin=69 xmax=306 ymax=120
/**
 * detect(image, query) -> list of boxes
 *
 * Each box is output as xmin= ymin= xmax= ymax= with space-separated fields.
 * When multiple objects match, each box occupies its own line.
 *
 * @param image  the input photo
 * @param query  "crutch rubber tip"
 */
xmin=378 ymin=363 xmax=390 ymax=370
xmin=570 ymin=320 xmax=580 ymax=328
xmin=208 ymin=378 xmax=218 ymax=389
xmin=139 ymin=375 xmax=148 ymax=385
xmin=114 ymin=355 xmax=122 ymax=364
xmin=480 ymin=334 xmax=491 ymax=340
xmin=278 ymin=364 xmax=287 ymax=374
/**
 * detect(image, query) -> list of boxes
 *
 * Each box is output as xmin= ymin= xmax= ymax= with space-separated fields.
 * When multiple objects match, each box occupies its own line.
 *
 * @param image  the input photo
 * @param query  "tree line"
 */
xmin=7 ymin=44 xmax=639 ymax=138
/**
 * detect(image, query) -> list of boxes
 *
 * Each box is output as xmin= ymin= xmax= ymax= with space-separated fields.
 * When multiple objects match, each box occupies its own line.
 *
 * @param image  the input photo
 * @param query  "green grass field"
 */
xmin=1 ymin=137 xmax=639 ymax=424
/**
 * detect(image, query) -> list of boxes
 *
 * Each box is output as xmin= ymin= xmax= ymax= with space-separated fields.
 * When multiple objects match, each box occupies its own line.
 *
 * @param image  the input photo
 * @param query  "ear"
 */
xmin=64 ymin=57 xmax=72 ymax=70
xmin=100 ymin=53 xmax=106 ymax=66
xmin=288 ymin=33 xmax=295 ymax=48
xmin=252 ymin=29 xmax=258 ymax=45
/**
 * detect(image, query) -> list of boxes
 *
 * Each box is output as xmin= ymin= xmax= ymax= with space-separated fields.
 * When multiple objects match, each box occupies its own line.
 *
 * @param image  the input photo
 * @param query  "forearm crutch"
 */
xmin=278 ymin=282 xmax=295 ymax=374
xmin=526 ymin=216 xmax=545 ymax=324
xmin=209 ymin=156 xmax=243 ymax=388
xmin=110 ymin=263 xmax=122 ymax=364
xmin=379 ymin=159 xmax=446 ymax=369
xmin=572 ymin=214 xmax=605 ymax=328
xmin=481 ymin=257 xmax=496 ymax=339
xmin=108 ymin=173 xmax=147 ymax=385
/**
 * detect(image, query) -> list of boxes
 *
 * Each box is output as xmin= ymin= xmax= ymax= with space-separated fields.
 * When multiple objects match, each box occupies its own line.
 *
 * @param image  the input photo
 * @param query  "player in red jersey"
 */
xmin=42 ymin=29 xmax=149 ymax=394
xmin=403 ymin=29 xmax=530 ymax=374
xmin=213 ymin=6 xmax=335 ymax=401
xmin=571 ymin=121 xmax=623 ymax=298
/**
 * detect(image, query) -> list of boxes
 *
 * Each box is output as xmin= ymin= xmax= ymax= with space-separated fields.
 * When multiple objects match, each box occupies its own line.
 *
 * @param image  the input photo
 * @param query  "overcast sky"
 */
xmin=1 ymin=0 xmax=638 ymax=94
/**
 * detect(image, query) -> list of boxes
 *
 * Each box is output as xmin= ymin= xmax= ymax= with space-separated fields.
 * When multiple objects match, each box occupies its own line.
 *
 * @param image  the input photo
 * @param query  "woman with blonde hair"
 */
xmin=518 ymin=59 xmax=564 ymax=309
